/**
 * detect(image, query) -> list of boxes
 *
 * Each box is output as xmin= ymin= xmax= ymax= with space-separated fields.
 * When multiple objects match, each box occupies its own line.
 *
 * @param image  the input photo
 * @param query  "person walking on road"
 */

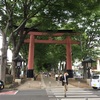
xmin=59 ymin=73 xmax=63 ymax=81
xmin=55 ymin=73 xmax=59 ymax=81
xmin=61 ymin=71 xmax=69 ymax=97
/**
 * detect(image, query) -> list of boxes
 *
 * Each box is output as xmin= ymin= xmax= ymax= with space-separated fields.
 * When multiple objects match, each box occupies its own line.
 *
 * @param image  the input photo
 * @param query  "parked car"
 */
xmin=91 ymin=74 xmax=100 ymax=89
xmin=0 ymin=80 xmax=4 ymax=90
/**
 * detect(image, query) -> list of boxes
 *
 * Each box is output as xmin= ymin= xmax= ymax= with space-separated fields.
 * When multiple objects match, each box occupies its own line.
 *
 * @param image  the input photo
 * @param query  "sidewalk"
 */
xmin=69 ymin=78 xmax=91 ymax=88
xmin=16 ymin=78 xmax=42 ymax=90
xmin=15 ymin=75 xmax=91 ymax=90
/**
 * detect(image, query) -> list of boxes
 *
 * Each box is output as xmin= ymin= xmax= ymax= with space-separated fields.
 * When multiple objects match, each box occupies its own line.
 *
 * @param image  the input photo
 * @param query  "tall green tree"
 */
xmin=0 ymin=0 xmax=100 ymax=81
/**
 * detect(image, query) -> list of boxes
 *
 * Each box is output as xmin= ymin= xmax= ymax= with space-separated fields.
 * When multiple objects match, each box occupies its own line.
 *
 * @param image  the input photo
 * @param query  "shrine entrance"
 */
xmin=24 ymin=30 xmax=79 ymax=78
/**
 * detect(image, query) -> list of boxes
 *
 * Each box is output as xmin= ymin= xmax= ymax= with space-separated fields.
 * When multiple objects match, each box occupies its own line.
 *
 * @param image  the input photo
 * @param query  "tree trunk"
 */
xmin=11 ymin=61 xmax=16 ymax=82
xmin=0 ymin=36 xmax=7 ymax=83
xmin=11 ymin=49 xmax=19 ymax=81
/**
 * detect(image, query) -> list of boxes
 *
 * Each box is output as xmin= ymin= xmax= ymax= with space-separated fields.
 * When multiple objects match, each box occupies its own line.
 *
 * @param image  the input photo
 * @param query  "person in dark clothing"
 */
xmin=59 ymin=73 xmax=63 ymax=81
xmin=61 ymin=71 xmax=69 ymax=97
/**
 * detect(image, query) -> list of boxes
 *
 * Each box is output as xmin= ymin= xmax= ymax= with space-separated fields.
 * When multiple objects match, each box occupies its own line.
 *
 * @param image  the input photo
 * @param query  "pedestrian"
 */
xmin=59 ymin=73 xmax=63 ymax=81
xmin=55 ymin=73 xmax=59 ymax=81
xmin=61 ymin=71 xmax=69 ymax=97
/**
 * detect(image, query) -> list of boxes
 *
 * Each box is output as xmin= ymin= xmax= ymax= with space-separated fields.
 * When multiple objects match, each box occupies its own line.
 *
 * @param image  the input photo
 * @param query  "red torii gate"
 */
xmin=24 ymin=30 xmax=79 ymax=78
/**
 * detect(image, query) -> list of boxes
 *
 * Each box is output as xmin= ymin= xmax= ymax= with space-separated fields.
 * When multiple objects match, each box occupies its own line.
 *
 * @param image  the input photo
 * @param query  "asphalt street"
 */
xmin=0 ymin=89 xmax=49 ymax=100
xmin=0 ymin=74 xmax=100 ymax=100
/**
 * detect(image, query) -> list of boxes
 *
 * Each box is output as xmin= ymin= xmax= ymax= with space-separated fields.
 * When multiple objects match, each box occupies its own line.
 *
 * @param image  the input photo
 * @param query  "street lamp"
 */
xmin=16 ymin=60 xmax=22 ymax=79
xmin=13 ymin=55 xmax=23 ymax=79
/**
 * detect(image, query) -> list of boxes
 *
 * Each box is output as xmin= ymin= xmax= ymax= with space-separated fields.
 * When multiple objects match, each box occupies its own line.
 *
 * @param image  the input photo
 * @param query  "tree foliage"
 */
xmin=0 ymin=0 xmax=100 ymax=80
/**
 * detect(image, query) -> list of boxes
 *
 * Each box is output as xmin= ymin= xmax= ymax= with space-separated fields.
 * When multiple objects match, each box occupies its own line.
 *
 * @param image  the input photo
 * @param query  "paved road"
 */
xmin=0 ymin=89 xmax=49 ymax=100
xmin=0 ymin=75 xmax=100 ymax=100
xmin=46 ymin=86 xmax=100 ymax=100
xmin=42 ymin=74 xmax=100 ymax=100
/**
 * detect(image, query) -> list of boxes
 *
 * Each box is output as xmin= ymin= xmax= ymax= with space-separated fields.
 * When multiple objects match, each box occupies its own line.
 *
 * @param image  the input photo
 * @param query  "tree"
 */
xmin=0 ymin=0 xmax=75 ymax=81
xmin=0 ymin=29 xmax=7 ymax=83
xmin=0 ymin=0 xmax=100 ymax=82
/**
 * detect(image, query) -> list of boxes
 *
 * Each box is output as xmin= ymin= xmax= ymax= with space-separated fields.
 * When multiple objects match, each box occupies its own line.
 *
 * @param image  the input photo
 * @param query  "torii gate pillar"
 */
xmin=27 ymin=34 xmax=34 ymax=78
xmin=66 ymin=36 xmax=73 ymax=77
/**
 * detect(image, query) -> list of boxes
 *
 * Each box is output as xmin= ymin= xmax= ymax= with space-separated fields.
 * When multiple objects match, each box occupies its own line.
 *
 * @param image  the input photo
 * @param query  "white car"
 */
xmin=91 ymin=74 xmax=100 ymax=89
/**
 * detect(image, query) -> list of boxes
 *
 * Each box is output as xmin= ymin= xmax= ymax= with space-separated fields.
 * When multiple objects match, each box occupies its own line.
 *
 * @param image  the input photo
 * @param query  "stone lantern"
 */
xmin=13 ymin=55 xmax=25 ymax=79
xmin=82 ymin=57 xmax=96 ymax=78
